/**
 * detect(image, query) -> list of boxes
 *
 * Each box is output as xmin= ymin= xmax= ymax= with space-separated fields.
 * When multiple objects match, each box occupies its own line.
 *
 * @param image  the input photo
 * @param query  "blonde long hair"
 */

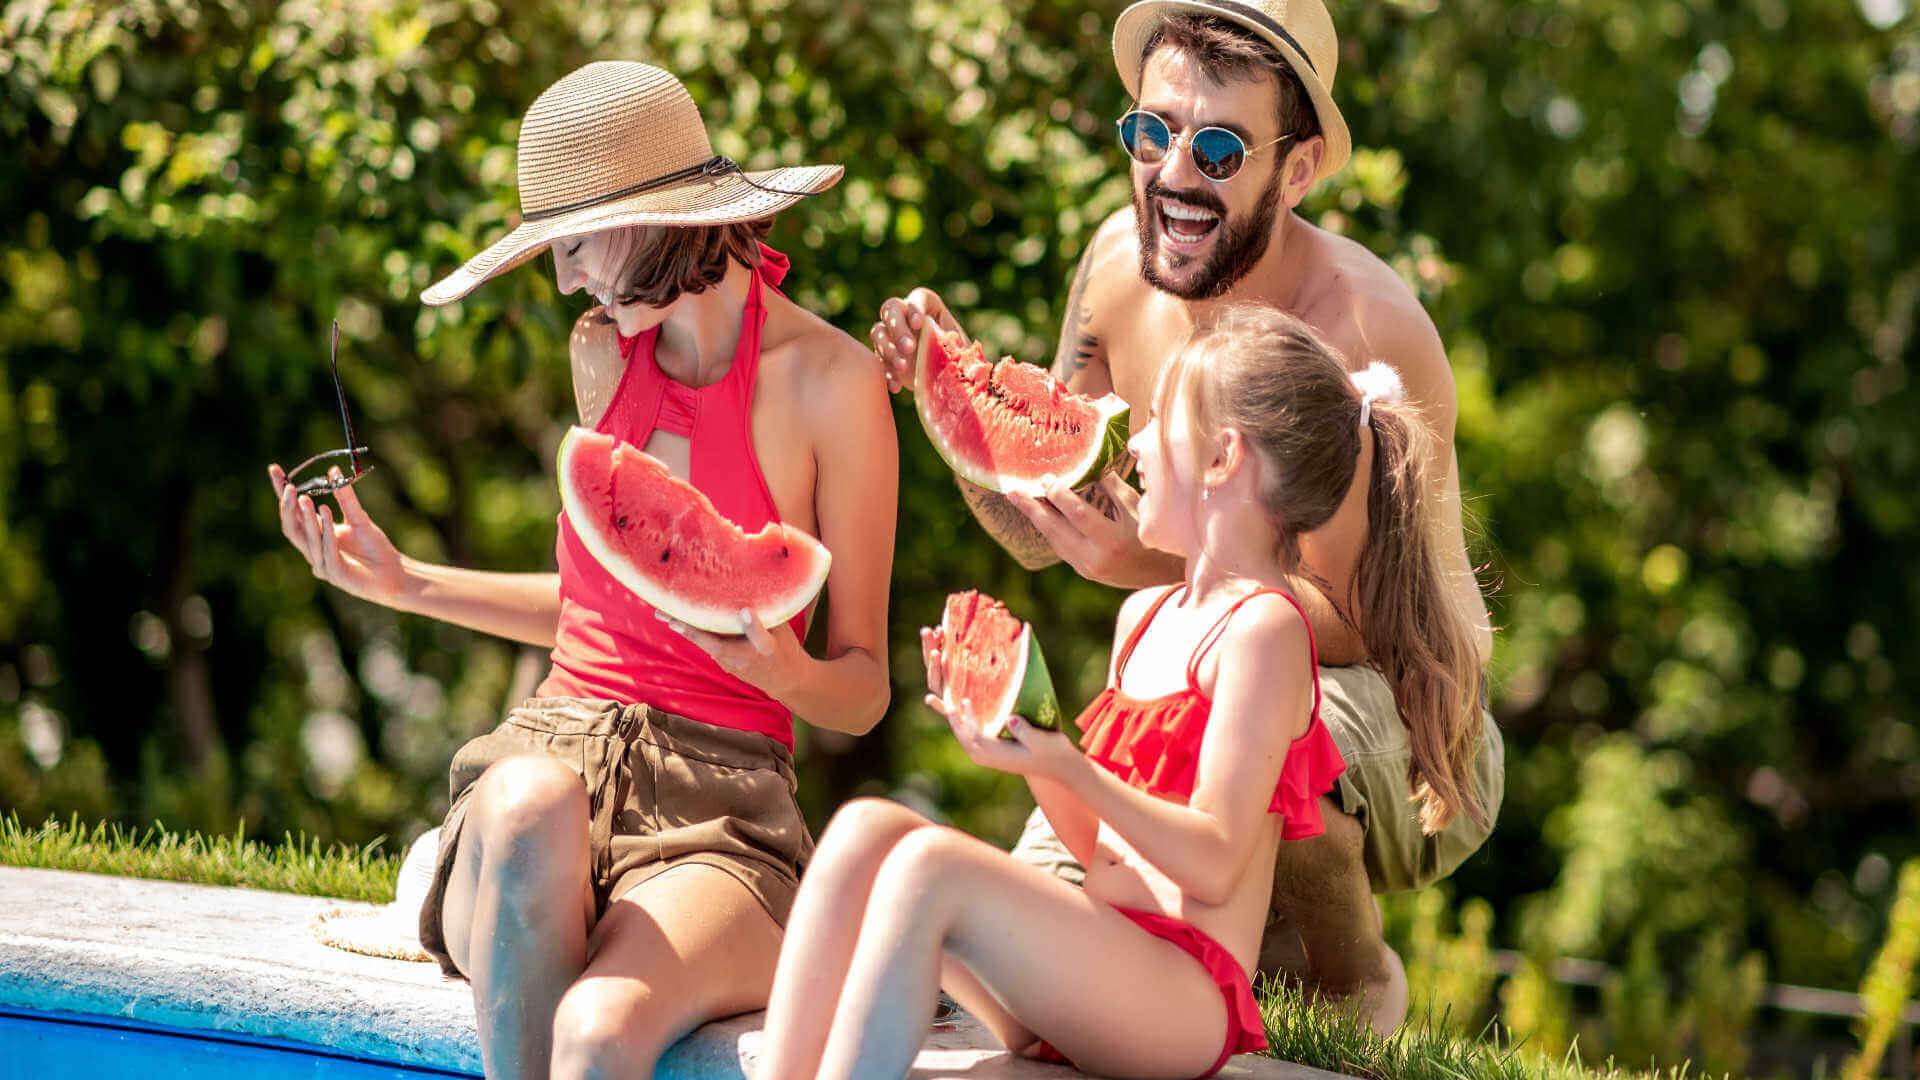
xmin=1159 ymin=303 xmax=1487 ymax=834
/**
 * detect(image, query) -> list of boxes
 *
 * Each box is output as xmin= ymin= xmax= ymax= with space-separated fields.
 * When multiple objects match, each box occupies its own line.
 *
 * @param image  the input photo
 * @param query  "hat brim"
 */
xmin=422 ymin=163 xmax=844 ymax=306
xmin=310 ymin=903 xmax=434 ymax=963
xmin=1112 ymin=0 xmax=1351 ymax=181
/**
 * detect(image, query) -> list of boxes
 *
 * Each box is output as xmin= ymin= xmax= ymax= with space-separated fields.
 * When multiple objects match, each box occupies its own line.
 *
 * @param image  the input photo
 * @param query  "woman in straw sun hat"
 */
xmin=268 ymin=60 xmax=897 ymax=1077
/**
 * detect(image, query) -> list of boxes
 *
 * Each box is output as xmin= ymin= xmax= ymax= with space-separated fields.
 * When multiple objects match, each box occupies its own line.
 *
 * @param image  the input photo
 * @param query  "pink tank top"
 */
xmin=535 ymin=245 xmax=804 ymax=747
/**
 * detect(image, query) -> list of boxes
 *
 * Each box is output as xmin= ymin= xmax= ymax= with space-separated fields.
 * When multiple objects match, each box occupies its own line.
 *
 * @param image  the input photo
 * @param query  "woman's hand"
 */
xmin=921 ymin=625 xmax=1081 ymax=780
xmin=659 ymin=609 xmax=809 ymax=698
xmin=269 ymin=464 xmax=408 ymax=607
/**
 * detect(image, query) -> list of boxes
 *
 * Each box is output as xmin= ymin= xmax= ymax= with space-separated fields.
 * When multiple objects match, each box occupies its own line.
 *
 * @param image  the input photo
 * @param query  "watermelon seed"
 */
xmin=659 ymin=549 xmax=671 ymax=563
xmin=616 ymin=515 xmax=630 ymax=530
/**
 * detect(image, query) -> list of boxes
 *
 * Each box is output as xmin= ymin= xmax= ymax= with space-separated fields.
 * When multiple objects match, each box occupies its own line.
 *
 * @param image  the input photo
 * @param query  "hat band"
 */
xmin=520 ymin=155 xmax=825 ymax=225
xmin=1194 ymin=0 xmax=1318 ymax=76
xmin=521 ymin=155 xmax=738 ymax=223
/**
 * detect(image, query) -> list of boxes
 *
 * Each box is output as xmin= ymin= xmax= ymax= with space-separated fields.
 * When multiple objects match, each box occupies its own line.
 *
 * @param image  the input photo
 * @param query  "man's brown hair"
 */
xmin=1141 ymin=14 xmax=1322 ymax=143
xmin=607 ymin=217 xmax=775 ymax=308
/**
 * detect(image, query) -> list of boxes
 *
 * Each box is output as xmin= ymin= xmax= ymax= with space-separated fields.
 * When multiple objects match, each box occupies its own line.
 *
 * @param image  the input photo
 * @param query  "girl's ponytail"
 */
xmin=1355 ymin=401 xmax=1488 ymax=834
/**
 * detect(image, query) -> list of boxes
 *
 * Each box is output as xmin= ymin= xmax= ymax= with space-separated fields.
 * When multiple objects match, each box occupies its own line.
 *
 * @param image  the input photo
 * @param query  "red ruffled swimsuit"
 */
xmin=1039 ymin=585 xmax=1347 ymax=1078
xmin=1079 ymin=585 xmax=1347 ymax=839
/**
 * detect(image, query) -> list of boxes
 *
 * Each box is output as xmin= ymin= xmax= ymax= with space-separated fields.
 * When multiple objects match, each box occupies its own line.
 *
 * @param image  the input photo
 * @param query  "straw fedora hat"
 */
xmin=1111 ymin=0 xmax=1352 ymax=181
xmin=422 ymin=61 xmax=843 ymax=306
xmin=309 ymin=827 xmax=440 ymax=963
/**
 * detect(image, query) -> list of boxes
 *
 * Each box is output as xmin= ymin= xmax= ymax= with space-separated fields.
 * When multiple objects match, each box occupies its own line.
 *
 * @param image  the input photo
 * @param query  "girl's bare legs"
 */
xmin=765 ymin=811 xmax=1235 ymax=1080
xmin=437 ymin=754 xmax=597 ymax=1079
xmin=548 ymin=862 xmax=784 ymax=1080
xmin=758 ymin=798 xmax=943 ymax=1078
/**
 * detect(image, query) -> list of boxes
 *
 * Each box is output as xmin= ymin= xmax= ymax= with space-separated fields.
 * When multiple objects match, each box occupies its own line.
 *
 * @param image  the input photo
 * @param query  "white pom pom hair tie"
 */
xmin=1350 ymin=361 xmax=1405 ymax=431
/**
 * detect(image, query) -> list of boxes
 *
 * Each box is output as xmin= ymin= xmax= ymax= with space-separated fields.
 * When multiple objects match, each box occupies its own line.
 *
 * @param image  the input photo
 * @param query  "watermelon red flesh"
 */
xmin=913 ymin=329 xmax=1129 ymax=495
xmin=940 ymin=590 xmax=1061 ymax=739
xmin=558 ymin=427 xmax=831 ymax=635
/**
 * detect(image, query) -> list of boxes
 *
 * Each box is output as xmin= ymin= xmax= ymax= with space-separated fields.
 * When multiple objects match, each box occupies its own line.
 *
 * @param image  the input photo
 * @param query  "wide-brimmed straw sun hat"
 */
xmin=309 ymin=827 xmax=440 ymax=963
xmin=422 ymin=61 xmax=843 ymax=306
xmin=1111 ymin=0 xmax=1352 ymax=181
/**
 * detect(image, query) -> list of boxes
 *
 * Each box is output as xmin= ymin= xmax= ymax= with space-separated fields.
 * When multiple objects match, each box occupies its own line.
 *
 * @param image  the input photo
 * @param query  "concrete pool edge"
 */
xmin=0 ymin=865 xmax=1352 ymax=1080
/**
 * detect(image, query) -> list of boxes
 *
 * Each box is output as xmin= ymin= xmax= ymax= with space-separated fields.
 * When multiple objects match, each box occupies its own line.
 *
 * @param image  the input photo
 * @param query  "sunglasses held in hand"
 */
xmin=1117 ymin=109 xmax=1295 ymax=182
xmin=286 ymin=320 xmax=373 ymax=496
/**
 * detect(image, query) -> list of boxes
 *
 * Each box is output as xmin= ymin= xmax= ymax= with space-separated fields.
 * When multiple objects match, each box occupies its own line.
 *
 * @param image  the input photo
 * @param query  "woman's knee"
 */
xmin=465 ymin=755 xmax=591 ymax=887
xmin=550 ymin=978 xmax=667 ymax=1079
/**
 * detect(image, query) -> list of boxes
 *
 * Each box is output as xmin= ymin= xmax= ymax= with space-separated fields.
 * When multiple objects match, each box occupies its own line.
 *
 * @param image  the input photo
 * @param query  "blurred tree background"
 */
xmin=1 ymin=0 xmax=1915 ymax=1073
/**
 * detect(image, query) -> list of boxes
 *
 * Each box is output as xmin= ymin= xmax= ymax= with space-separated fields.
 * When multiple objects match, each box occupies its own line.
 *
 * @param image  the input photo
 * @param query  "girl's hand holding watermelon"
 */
xmin=920 ymin=624 xmax=1079 ymax=781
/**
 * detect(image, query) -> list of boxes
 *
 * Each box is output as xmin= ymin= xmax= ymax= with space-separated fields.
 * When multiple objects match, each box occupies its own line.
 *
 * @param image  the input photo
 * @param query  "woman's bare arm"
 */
xmin=268 ymin=465 xmax=563 ymax=647
xmin=779 ymin=336 xmax=899 ymax=732
xmin=390 ymin=559 xmax=563 ymax=647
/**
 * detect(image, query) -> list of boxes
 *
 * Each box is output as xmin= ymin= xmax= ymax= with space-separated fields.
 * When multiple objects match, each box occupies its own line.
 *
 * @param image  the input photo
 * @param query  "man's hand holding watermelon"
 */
xmin=871 ymin=287 xmax=1183 ymax=589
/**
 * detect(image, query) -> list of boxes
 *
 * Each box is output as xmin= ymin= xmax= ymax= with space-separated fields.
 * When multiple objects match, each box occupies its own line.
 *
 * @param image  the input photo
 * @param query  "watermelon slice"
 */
xmin=557 ymin=427 xmax=831 ymax=635
xmin=912 ymin=329 xmax=1129 ymax=495
xmin=939 ymin=590 xmax=1061 ymax=740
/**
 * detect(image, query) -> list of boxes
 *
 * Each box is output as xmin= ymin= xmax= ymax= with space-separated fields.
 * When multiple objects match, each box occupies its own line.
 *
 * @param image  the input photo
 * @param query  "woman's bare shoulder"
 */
xmin=568 ymin=307 xmax=621 ymax=366
xmin=568 ymin=307 xmax=626 ymax=425
xmin=762 ymin=297 xmax=887 ymax=397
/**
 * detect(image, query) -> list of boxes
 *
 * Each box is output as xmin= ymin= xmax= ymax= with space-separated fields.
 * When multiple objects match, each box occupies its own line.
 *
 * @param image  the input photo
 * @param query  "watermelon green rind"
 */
xmin=557 ymin=427 xmax=831 ymax=636
xmin=912 ymin=328 xmax=1132 ymax=496
xmin=1003 ymin=626 xmax=1062 ymax=737
xmin=941 ymin=604 xmax=1062 ymax=741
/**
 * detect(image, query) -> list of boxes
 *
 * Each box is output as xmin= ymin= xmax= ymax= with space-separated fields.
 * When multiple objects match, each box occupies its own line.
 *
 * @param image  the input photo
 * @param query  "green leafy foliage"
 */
xmin=1845 ymin=858 xmax=1920 ymax=1080
xmin=1 ymin=0 xmax=1916 ymax=1071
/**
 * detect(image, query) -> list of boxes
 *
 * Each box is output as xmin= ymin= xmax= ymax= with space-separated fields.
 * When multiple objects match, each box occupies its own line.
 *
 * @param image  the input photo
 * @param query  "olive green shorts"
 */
xmin=418 ymin=697 xmax=814 ymax=978
xmin=1317 ymin=663 xmax=1504 ymax=893
xmin=1011 ymin=664 xmax=1505 ymax=895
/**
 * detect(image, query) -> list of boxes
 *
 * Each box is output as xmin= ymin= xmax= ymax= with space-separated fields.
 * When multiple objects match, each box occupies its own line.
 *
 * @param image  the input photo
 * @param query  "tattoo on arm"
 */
xmin=1053 ymin=244 xmax=1100 ymax=389
xmin=958 ymin=478 xmax=1062 ymax=571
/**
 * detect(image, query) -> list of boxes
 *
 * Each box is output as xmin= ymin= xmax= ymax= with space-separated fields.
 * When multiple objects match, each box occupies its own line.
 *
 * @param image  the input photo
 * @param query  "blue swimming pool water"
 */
xmin=0 ymin=1006 xmax=482 ymax=1080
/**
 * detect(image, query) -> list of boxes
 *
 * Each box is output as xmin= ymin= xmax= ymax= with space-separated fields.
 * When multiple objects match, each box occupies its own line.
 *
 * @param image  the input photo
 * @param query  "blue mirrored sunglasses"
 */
xmin=1116 ymin=109 xmax=1294 ymax=182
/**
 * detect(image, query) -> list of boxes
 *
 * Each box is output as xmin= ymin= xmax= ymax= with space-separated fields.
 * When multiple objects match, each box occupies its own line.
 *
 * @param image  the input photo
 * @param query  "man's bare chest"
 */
xmin=1103 ymin=300 xmax=1193 ymax=409
xmin=1102 ymin=286 xmax=1366 ymax=408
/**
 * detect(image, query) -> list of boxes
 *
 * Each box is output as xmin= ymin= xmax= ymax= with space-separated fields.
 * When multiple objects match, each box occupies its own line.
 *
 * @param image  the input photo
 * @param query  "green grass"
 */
xmin=0 ymin=813 xmax=402 ymax=903
xmin=1257 ymin=980 xmax=1711 ymax=1080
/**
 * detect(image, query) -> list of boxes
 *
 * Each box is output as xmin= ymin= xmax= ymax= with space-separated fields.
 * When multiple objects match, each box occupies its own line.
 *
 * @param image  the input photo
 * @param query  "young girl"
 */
xmin=267 ymin=63 xmax=896 ymax=1078
xmin=754 ymin=302 xmax=1485 ymax=1080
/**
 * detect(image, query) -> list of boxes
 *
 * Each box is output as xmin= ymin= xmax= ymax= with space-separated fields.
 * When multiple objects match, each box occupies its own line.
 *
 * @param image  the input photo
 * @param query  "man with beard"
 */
xmin=871 ymin=0 xmax=1504 ymax=1035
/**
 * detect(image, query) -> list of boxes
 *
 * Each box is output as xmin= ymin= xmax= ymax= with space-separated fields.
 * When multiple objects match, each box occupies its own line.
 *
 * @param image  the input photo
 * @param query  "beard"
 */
xmin=1133 ymin=169 xmax=1286 ymax=301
